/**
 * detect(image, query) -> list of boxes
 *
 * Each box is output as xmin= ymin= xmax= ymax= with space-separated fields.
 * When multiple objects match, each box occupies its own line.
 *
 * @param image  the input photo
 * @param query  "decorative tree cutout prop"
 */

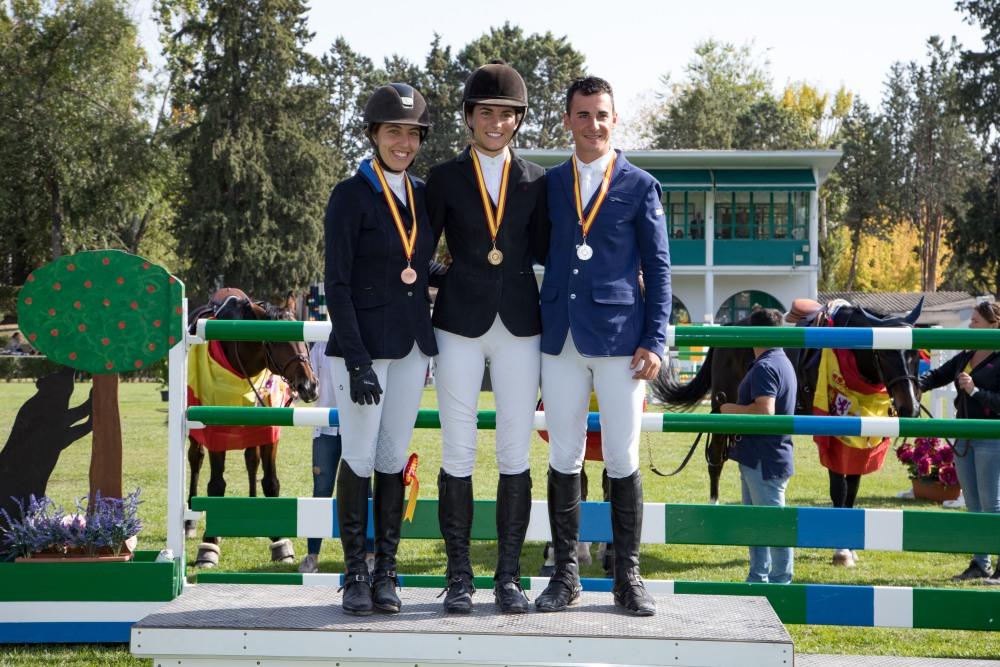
xmin=18 ymin=250 xmax=184 ymax=504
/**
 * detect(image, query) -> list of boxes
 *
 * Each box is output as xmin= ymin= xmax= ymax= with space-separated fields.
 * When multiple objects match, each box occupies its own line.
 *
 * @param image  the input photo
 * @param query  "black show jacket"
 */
xmin=426 ymin=146 xmax=548 ymax=338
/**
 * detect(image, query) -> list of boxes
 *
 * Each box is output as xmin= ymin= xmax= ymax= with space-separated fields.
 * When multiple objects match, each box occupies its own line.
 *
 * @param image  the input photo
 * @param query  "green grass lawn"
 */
xmin=0 ymin=380 xmax=997 ymax=664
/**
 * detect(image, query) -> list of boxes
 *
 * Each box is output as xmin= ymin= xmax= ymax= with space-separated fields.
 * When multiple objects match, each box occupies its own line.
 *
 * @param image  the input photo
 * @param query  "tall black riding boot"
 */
xmin=372 ymin=470 xmax=405 ymax=613
xmin=609 ymin=471 xmax=656 ymax=616
xmin=438 ymin=469 xmax=475 ymax=613
xmin=494 ymin=470 xmax=532 ymax=613
xmin=337 ymin=463 xmax=374 ymax=615
xmin=535 ymin=467 xmax=582 ymax=612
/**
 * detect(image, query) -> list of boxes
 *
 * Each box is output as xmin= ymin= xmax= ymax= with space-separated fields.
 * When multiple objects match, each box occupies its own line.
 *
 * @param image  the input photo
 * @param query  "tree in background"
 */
xmin=317 ymin=37 xmax=377 ymax=182
xmin=835 ymin=101 xmax=894 ymax=290
xmin=158 ymin=0 xmax=335 ymax=301
xmin=650 ymin=39 xmax=772 ymax=149
xmin=886 ymin=38 xmax=979 ymax=292
xmin=0 ymin=0 xmax=171 ymax=283
xmin=955 ymin=0 xmax=1000 ymax=297
xmin=411 ymin=34 xmax=465 ymax=177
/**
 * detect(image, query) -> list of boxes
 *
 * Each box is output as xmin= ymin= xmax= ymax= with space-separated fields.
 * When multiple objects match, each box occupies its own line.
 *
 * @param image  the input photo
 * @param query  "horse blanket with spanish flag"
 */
xmin=187 ymin=340 xmax=291 ymax=452
xmin=812 ymin=342 xmax=892 ymax=475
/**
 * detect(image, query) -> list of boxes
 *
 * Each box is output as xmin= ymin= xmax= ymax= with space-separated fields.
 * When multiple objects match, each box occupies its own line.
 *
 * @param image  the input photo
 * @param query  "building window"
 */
xmin=715 ymin=192 xmax=810 ymax=240
xmin=663 ymin=192 xmax=706 ymax=239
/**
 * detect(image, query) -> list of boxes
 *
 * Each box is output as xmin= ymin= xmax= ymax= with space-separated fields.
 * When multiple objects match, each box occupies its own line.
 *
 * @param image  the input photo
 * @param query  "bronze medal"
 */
xmin=488 ymin=248 xmax=504 ymax=265
xmin=371 ymin=159 xmax=420 ymax=285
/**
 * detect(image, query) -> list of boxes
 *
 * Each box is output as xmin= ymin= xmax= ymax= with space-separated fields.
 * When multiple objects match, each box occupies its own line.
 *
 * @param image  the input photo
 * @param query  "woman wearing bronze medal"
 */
xmin=323 ymin=83 xmax=437 ymax=616
xmin=425 ymin=61 xmax=549 ymax=615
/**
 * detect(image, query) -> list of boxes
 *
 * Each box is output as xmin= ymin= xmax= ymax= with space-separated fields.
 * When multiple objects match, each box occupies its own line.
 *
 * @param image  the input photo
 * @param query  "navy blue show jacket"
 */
xmin=323 ymin=159 xmax=438 ymax=368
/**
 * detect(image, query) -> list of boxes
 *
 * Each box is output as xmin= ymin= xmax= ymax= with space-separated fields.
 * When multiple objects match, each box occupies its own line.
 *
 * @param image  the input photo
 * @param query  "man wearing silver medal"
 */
xmin=324 ymin=83 xmax=438 ymax=616
xmin=535 ymin=77 xmax=671 ymax=616
xmin=425 ymin=61 xmax=548 ymax=614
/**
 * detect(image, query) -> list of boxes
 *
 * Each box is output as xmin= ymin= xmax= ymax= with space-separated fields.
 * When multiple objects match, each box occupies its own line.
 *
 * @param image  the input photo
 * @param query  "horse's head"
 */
xmin=838 ymin=298 xmax=923 ymax=418
xmin=207 ymin=288 xmax=319 ymax=403
xmin=247 ymin=294 xmax=319 ymax=403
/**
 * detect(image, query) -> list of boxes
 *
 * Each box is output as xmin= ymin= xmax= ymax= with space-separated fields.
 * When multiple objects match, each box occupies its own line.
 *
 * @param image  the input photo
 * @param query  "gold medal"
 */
xmin=371 ymin=159 xmax=419 ymax=284
xmin=470 ymin=148 xmax=511 ymax=267
xmin=571 ymin=152 xmax=617 ymax=254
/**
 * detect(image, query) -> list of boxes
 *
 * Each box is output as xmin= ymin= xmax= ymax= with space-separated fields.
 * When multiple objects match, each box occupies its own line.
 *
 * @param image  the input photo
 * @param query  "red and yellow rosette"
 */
xmin=402 ymin=453 xmax=419 ymax=522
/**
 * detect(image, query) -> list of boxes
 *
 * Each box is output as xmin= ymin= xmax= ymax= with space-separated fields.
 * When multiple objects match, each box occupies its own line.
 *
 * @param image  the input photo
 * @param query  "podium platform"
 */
xmin=130 ymin=584 xmax=793 ymax=667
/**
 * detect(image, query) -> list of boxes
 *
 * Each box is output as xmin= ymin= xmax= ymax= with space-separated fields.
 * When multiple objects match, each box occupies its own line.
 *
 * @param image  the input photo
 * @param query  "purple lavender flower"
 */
xmin=62 ymin=512 xmax=87 ymax=550
xmin=0 ymin=495 xmax=53 ymax=559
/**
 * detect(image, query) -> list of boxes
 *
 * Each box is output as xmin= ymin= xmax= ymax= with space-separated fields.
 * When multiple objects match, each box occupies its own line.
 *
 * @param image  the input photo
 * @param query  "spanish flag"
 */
xmin=813 ymin=345 xmax=892 ymax=475
xmin=187 ymin=340 xmax=290 ymax=452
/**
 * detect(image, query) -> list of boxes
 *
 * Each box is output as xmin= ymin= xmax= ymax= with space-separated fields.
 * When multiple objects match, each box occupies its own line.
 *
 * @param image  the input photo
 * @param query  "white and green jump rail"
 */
xmin=189 ymin=498 xmax=1000 ymax=556
xmin=194 ymin=319 xmax=1000 ymax=350
xmin=187 ymin=407 xmax=1000 ymax=440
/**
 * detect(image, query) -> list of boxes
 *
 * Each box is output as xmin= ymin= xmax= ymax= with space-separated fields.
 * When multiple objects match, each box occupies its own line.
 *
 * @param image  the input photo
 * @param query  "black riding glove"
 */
xmin=349 ymin=363 xmax=382 ymax=405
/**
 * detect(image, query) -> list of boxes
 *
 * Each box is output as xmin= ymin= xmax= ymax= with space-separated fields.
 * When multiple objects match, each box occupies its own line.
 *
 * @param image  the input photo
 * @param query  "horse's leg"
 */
xmin=196 ymin=450 xmax=227 ymax=568
xmin=186 ymin=438 xmax=205 ymax=538
xmin=261 ymin=442 xmax=294 ymax=563
xmin=245 ymin=446 xmax=261 ymax=498
xmin=707 ymin=434 xmax=727 ymax=505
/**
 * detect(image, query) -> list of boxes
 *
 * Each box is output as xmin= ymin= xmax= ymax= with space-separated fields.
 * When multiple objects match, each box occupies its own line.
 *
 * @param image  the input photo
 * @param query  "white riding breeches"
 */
xmin=330 ymin=344 xmax=429 ymax=478
xmin=435 ymin=316 xmax=541 ymax=478
xmin=541 ymin=332 xmax=645 ymax=478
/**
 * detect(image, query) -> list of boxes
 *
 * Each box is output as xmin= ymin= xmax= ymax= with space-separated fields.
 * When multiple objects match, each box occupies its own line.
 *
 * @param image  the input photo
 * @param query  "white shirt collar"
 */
xmin=474 ymin=146 xmax=509 ymax=168
xmin=472 ymin=146 xmax=509 ymax=204
xmin=575 ymin=148 xmax=615 ymax=174
xmin=380 ymin=167 xmax=407 ymax=205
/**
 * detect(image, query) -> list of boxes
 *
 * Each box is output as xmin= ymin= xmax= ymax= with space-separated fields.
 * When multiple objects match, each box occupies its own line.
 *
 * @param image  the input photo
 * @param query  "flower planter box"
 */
xmin=14 ymin=541 xmax=135 ymax=563
xmin=15 ymin=552 xmax=133 ymax=563
xmin=0 ymin=549 xmax=182 ymax=643
xmin=912 ymin=478 xmax=962 ymax=503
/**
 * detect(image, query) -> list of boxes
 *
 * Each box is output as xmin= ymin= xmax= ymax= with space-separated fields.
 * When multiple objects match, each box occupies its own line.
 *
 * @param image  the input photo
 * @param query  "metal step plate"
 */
xmin=131 ymin=584 xmax=793 ymax=667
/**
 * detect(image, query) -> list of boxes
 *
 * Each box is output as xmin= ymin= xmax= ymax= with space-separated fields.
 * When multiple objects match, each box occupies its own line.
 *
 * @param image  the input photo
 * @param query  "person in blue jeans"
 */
xmin=299 ymin=340 xmax=374 ymax=574
xmin=919 ymin=300 xmax=1000 ymax=584
xmin=720 ymin=307 xmax=798 ymax=584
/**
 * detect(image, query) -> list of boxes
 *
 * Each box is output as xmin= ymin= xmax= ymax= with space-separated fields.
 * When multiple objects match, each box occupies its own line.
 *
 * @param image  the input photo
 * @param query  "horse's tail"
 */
xmin=649 ymin=348 xmax=715 ymax=411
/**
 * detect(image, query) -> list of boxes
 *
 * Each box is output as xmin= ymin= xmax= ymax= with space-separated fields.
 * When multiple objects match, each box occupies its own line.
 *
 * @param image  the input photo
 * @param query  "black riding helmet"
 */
xmin=364 ymin=82 xmax=430 ymax=142
xmin=463 ymin=60 xmax=528 ymax=133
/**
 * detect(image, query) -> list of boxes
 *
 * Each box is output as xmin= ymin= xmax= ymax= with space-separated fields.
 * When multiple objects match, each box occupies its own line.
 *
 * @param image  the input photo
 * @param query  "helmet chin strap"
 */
xmin=368 ymin=131 xmax=416 ymax=173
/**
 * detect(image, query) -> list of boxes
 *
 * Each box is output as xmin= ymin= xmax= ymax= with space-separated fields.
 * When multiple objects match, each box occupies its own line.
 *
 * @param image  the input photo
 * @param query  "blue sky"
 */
xmin=133 ymin=0 xmax=984 ymax=135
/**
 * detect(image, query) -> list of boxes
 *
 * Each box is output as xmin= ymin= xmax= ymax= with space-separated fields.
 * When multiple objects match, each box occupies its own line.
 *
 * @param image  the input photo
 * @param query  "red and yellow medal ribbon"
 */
xmin=571 ymin=151 xmax=617 ymax=240
xmin=469 ymin=148 xmax=512 ymax=244
xmin=371 ymin=159 xmax=418 ymax=263
xmin=402 ymin=452 xmax=420 ymax=522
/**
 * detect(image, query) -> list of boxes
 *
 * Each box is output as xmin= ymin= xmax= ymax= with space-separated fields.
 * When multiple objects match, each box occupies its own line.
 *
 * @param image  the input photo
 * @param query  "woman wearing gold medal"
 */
xmin=324 ymin=83 xmax=437 ymax=615
xmin=425 ymin=61 xmax=549 ymax=614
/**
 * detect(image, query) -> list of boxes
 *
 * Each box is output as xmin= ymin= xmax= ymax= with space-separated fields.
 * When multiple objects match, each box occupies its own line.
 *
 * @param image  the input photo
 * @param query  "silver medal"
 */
xmin=576 ymin=243 xmax=594 ymax=261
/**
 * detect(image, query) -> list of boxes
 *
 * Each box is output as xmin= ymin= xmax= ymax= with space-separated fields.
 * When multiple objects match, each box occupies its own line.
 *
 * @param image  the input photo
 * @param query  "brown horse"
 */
xmin=185 ymin=288 xmax=319 ymax=567
xmin=650 ymin=300 xmax=922 ymax=503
